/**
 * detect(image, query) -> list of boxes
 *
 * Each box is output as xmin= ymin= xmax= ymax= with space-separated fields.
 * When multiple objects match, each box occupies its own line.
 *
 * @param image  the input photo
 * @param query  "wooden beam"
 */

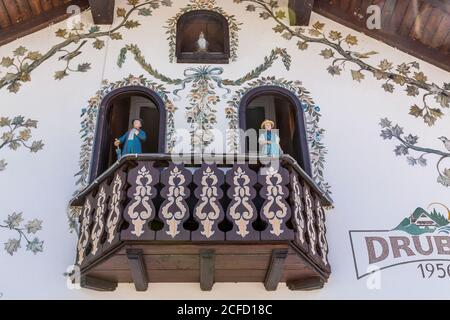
xmin=287 ymin=276 xmax=325 ymax=291
xmin=313 ymin=2 xmax=450 ymax=72
xmin=88 ymin=0 xmax=114 ymax=25
xmin=80 ymin=275 xmax=117 ymax=291
xmin=264 ymin=248 xmax=288 ymax=291
xmin=127 ymin=249 xmax=149 ymax=291
xmin=0 ymin=0 xmax=90 ymax=47
xmin=289 ymin=0 xmax=314 ymax=26
xmin=199 ymin=249 xmax=215 ymax=291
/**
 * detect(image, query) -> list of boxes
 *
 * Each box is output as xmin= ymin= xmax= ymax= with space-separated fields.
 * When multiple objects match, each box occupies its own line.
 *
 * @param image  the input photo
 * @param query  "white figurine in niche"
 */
xmin=196 ymin=31 xmax=209 ymax=52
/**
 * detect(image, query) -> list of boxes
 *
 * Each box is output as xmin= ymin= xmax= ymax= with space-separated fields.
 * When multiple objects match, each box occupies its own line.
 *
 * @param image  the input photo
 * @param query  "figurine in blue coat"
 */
xmin=259 ymin=119 xmax=282 ymax=157
xmin=114 ymin=119 xmax=147 ymax=158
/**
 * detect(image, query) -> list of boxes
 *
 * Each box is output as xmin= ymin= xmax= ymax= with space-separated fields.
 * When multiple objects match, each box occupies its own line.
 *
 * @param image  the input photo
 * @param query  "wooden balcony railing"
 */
xmin=69 ymin=154 xmax=332 ymax=292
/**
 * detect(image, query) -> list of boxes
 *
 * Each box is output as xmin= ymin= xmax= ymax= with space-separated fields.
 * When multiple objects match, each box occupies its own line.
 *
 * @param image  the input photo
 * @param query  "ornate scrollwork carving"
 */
xmin=259 ymin=166 xmax=293 ymax=240
xmin=226 ymin=164 xmax=258 ymax=240
xmin=158 ymin=164 xmax=191 ymax=240
xmin=303 ymin=184 xmax=318 ymax=258
xmin=76 ymin=196 xmax=93 ymax=266
xmin=290 ymin=171 xmax=308 ymax=251
xmin=315 ymin=197 xmax=330 ymax=270
xmin=89 ymin=184 xmax=108 ymax=257
xmin=192 ymin=164 xmax=225 ymax=241
xmin=104 ymin=170 xmax=126 ymax=248
xmin=122 ymin=162 xmax=159 ymax=240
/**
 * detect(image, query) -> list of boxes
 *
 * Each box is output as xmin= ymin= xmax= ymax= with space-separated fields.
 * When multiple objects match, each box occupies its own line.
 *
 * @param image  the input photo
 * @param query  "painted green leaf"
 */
xmin=55 ymin=28 xmax=67 ymax=38
xmin=344 ymin=34 xmax=358 ymax=46
xmin=54 ymin=70 xmax=68 ymax=80
xmin=1 ymin=57 xmax=14 ymax=67
xmin=26 ymin=51 xmax=42 ymax=61
xmin=351 ymin=70 xmax=365 ymax=82
xmin=406 ymin=85 xmax=419 ymax=97
xmin=93 ymin=39 xmax=105 ymax=50
xmin=409 ymin=104 xmax=422 ymax=118
xmin=13 ymin=46 xmax=27 ymax=57
xmin=138 ymin=8 xmax=152 ymax=16
xmin=273 ymin=24 xmax=284 ymax=33
xmin=110 ymin=32 xmax=123 ymax=40
xmin=77 ymin=63 xmax=91 ymax=72
xmin=124 ymin=20 xmax=141 ymax=29
xmin=320 ymin=49 xmax=334 ymax=59
xmin=117 ymin=7 xmax=126 ymax=17
xmin=275 ymin=10 xmax=286 ymax=19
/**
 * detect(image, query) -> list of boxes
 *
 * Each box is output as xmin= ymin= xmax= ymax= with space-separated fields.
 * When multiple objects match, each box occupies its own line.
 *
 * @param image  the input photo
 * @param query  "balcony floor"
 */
xmin=80 ymin=241 xmax=327 ymax=292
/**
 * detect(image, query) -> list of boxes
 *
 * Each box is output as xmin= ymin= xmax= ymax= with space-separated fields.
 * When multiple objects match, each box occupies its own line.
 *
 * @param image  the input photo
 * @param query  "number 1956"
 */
xmin=418 ymin=263 xmax=450 ymax=279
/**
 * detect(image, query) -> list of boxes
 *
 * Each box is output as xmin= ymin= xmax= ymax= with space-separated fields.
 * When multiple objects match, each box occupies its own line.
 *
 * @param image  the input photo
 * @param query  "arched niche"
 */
xmin=238 ymin=86 xmax=313 ymax=176
xmin=176 ymin=10 xmax=230 ymax=64
xmin=89 ymin=86 xmax=167 ymax=182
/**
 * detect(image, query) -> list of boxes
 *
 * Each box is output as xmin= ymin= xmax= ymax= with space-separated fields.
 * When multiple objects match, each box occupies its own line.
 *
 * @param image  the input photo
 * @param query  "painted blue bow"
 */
xmin=173 ymin=66 xmax=231 ymax=98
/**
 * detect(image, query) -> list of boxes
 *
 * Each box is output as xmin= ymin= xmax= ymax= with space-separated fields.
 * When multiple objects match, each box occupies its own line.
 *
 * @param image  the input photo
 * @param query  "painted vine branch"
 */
xmin=236 ymin=0 xmax=450 ymax=126
xmin=1 ymin=212 xmax=43 ymax=256
xmin=380 ymin=118 xmax=450 ymax=187
xmin=0 ymin=0 xmax=172 ymax=93
xmin=0 ymin=116 xmax=44 ymax=172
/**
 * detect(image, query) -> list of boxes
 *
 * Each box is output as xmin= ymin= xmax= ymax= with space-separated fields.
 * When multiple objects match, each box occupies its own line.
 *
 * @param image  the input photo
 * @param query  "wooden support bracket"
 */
xmin=288 ymin=0 xmax=314 ymax=26
xmin=200 ymin=249 xmax=215 ymax=291
xmin=89 ymin=0 xmax=115 ymax=25
xmin=287 ymin=276 xmax=325 ymax=291
xmin=264 ymin=248 xmax=288 ymax=291
xmin=127 ymin=249 xmax=149 ymax=291
xmin=80 ymin=275 xmax=117 ymax=291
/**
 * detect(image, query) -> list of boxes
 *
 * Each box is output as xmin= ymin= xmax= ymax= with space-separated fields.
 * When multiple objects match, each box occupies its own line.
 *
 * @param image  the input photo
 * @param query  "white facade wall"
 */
xmin=0 ymin=0 xmax=449 ymax=299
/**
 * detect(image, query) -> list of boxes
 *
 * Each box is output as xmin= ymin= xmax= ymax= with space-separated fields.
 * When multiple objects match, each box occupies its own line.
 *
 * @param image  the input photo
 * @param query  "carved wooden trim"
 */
xmin=103 ymin=169 xmax=126 ymax=252
xmin=289 ymin=170 xmax=308 ymax=252
xmin=87 ymin=182 xmax=109 ymax=261
xmin=121 ymin=161 xmax=159 ymax=241
xmin=303 ymin=183 xmax=319 ymax=262
xmin=315 ymin=195 xmax=331 ymax=272
xmin=264 ymin=248 xmax=288 ymax=291
xmin=157 ymin=163 xmax=192 ymax=240
xmin=76 ymin=195 xmax=94 ymax=266
xmin=226 ymin=164 xmax=259 ymax=241
xmin=259 ymin=166 xmax=294 ymax=240
xmin=192 ymin=164 xmax=225 ymax=241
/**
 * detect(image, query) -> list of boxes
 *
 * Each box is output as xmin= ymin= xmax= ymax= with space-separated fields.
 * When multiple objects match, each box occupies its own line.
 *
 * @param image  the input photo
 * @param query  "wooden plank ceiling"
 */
xmin=0 ymin=0 xmax=448 ymax=72
xmin=313 ymin=0 xmax=450 ymax=71
xmin=0 ymin=0 xmax=90 ymax=46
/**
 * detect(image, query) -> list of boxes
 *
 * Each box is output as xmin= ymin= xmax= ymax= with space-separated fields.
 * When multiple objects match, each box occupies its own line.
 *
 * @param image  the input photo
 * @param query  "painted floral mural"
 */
xmin=0 ymin=115 xmax=44 ymax=172
xmin=0 ymin=0 xmax=173 ymax=93
xmin=1 ymin=212 xmax=44 ymax=256
xmin=380 ymin=119 xmax=450 ymax=188
xmin=234 ymin=0 xmax=449 ymax=127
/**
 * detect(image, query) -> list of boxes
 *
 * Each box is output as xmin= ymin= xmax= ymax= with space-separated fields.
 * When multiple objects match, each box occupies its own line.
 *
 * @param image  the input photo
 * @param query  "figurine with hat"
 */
xmin=259 ymin=119 xmax=282 ymax=157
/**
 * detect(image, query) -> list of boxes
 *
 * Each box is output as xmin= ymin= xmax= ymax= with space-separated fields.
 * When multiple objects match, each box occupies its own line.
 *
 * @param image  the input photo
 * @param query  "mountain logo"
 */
xmin=349 ymin=203 xmax=450 ymax=279
xmin=394 ymin=204 xmax=450 ymax=235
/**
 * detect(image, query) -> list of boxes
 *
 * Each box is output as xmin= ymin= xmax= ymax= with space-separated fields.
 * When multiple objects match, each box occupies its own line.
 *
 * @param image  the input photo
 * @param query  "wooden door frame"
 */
xmin=238 ymin=85 xmax=313 ymax=177
xmin=89 ymin=86 xmax=167 ymax=182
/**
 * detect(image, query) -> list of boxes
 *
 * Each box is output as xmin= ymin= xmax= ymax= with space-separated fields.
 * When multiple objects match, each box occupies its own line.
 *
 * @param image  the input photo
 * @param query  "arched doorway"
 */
xmin=239 ymin=86 xmax=313 ymax=176
xmin=89 ymin=86 xmax=167 ymax=182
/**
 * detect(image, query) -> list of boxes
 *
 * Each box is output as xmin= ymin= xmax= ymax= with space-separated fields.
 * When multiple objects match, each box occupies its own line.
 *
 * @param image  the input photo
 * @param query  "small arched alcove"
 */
xmin=176 ymin=10 xmax=230 ymax=64
xmin=89 ymin=86 xmax=167 ymax=182
xmin=239 ymin=86 xmax=313 ymax=176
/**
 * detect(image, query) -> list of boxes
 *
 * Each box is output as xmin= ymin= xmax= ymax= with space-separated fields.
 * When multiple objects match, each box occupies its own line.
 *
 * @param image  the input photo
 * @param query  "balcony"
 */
xmin=69 ymin=154 xmax=332 ymax=292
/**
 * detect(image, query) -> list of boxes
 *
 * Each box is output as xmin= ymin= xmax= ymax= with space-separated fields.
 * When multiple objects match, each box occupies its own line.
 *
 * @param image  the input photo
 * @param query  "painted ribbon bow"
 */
xmin=173 ymin=66 xmax=231 ymax=98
